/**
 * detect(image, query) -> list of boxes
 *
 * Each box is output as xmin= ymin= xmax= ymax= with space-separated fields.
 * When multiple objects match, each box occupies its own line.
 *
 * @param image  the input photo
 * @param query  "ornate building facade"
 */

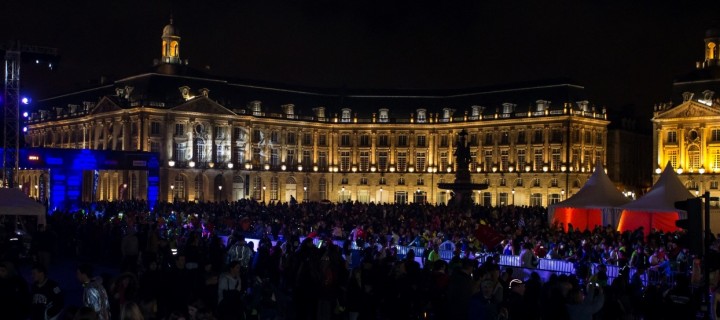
xmin=652 ymin=28 xmax=720 ymax=198
xmin=23 ymin=21 xmax=609 ymax=206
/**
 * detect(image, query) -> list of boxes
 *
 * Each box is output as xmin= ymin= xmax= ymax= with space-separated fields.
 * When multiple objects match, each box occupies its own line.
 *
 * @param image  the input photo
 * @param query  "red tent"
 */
xmin=617 ymin=164 xmax=693 ymax=236
xmin=548 ymin=163 xmax=629 ymax=231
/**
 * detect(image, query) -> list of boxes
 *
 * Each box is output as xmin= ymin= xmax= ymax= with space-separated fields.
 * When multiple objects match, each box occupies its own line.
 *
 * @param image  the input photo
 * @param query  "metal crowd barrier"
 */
xmin=240 ymin=236 xmax=674 ymax=287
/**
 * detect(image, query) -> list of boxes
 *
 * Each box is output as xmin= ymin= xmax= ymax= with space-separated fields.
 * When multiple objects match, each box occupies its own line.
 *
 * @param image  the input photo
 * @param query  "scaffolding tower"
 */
xmin=1 ymin=42 xmax=58 ymax=188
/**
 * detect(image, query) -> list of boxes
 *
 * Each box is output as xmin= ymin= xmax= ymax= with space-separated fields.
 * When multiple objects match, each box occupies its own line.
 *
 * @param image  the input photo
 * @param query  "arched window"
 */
xmin=174 ymin=175 xmax=185 ymax=201
xmin=195 ymin=138 xmax=207 ymax=162
xmin=233 ymin=175 xmax=245 ymax=200
xmin=688 ymin=145 xmax=701 ymax=170
xmin=194 ymin=175 xmax=203 ymax=201
xmin=270 ymin=177 xmax=278 ymax=201
xmin=319 ymin=177 xmax=327 ymax=200
xmin=170 ymin=41 xmax=179 ymax=57
xmin=253 ymin=176 xmax=262 ymax=200
xmin=709 ymin=42 xmax=716 ymax=60
xmin=341 ymin=108 xmax=352 ymax=122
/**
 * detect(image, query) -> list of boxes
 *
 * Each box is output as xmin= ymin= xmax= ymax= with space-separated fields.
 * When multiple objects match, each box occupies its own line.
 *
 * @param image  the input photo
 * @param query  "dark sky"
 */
xmin=2 ymin=0 xmax=720 ymax=119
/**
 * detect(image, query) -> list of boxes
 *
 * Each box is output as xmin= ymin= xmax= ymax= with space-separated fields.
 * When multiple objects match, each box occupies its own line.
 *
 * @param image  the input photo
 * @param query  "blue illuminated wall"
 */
xmin=12 ymin=148 xmax=160 ymax=212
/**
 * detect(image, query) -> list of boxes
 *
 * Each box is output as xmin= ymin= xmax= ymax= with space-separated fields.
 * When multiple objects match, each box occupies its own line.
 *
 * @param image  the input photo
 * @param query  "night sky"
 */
xmin=3 ymin=0 xmax=720 ymax=120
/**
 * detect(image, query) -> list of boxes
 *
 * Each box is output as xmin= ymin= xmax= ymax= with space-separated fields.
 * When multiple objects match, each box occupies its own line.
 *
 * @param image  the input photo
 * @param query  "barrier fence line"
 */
xmin=239 ymin=236 xmax=673 ymax=287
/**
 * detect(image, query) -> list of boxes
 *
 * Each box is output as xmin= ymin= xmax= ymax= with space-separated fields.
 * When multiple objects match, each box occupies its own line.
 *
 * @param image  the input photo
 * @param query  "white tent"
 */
xmin=617 ymin=163 xmax=693 ymax=235
xmin=0 ymin=188 xmax=47 ymax=225
xmin=548 ymin=163 xmax=630 ymax=231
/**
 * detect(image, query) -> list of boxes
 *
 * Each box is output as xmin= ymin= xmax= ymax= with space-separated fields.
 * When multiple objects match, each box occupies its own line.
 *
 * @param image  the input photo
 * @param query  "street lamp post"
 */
xmin=170 ymin=184 xmax=175 ymax=203
xmin=561 ymin=188 xmax=565 ymax=201
xmin=218 ymin=185 xmax=223 ymax=201
xmin=379 ymin=187 xmax=383 ymax=204
xmin=262 ymin=186 xmax=266 ymax=203
xmin=512 ymin=188 xmax=515 ymax=205
xmin=303 ymin=186 xmax=307 ymax=202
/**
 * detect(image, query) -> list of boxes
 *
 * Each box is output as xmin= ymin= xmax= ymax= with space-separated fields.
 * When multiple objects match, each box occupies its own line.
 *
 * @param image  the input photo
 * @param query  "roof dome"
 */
xmin=706 ymin=27 xmax=720 ymax=38
xmin=162 ymin=19 xmax=179 ymax=38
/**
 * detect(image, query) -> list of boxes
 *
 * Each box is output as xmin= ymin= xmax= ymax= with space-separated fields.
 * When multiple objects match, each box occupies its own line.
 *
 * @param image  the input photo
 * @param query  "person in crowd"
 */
xmin=519 ymin=242 xmax=537 ymax=269
xmin=119 ymin=301 xmax=144 ymax=320
xmin=566 ymin=283 xmax=604 ymax=320
xmin=0 ymin=261 xmax=30 ymax=320
xmin=30 ymin=263 xmax=63 ymax=320
xmin=217 ymin=261 xmax=243 ymax=320
xmin=77 ymin=264 xmax=110 ymax=320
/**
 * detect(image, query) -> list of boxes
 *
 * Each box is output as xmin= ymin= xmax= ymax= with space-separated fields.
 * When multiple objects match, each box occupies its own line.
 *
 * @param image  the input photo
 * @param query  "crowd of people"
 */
xmin=0 ymin=199 xmax=715 ymax=319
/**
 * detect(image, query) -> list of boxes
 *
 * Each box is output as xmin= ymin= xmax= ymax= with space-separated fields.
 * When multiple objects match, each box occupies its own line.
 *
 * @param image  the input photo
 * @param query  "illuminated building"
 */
xmin=23 ymin=20 xmax=609 ymax=206
xmin=652 ymin=28 xmax=720 ymax=197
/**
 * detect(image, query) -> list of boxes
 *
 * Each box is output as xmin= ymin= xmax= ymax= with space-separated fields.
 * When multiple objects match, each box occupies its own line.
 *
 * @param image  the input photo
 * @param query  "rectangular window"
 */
xmin=302 ymin=150 xmax=312 ymax=167
xmin=340 ymin=151 xmax=351 ymax=171
xmin=440 ymin=135 xmax=449 ymax=147
xmin=394 ymin=191 xmax=408 ymax=204
xmin=359 ymin=134 xmax=370 ymax=147
xmin=551 ymin=129 xmax=563 ymax=143
xmin=667 ymin=131 xmax=677 ymax=144
xmin=713 ymin=130 xmax=720 ymax=142
xmin=483 ymin=192 xmax=492 ymax=207
xmin=549 ymin=194 xmax=561 ymax=205
xmin=378 ymin=151 xmax=388 ymax=171
xmin=341 ymin=134 xmax=351 ymax=147
xmin=150 ymin=141 xmax=160 ymax=153
xmin=572 ymin=149 xmax=580 ymax=168
xmin=584 ymin=131 xmax=592 ymax=144
xmin=713 ymin=150 xmax=720 ymax=170
xmin=378 ymin=135 xmax=389 ymax=147
xmin=498 ymin=192 xmax=508 ymax=206
xmin=233 ymin=128 xmax=244 ymax=140
xmin=440 ymin=152 xmax=449 ymax=171
xmin=318 ymin=151 xmax=328 ymax=169
xmin=302 ymin=133 xmax=312 ymax=146
xmin=485 ymin=150 xmax=493 ymax=171
xmin=270 ymin=149 xmax=279 ymax=167
xmin=416 ymin=135 xmax=426 ymax=147
xmin=175 ymin=143 xmax=187 ymax=161
xmin=151 ymin=122 xmax=161 ymax=135
xmin=485 ymin=133 xmax=493 ymax=145
xmin=501 ymin=149 xmax=509 ymax=171
xmin=517 ymin=149 xmax=526 ymax=170
xmin=533 ymin=130 xmax=543 ymax=144
xmin=253 ymin=129 xmax=262 ymax=143
xmin=517 ymin=131 xmax=526 ymax=144
xmin=318 ymin=134 xmax=327 ymax=146
xmin=175 ymin=124 xmax=185 ymax=136
xmin=397 ymin=151 xmax=407 ymax=172
xmin=500 ymin=132 xmax=510 ymax=145
xmin=552 ymin=148 xmax=561 ymax=171
xmin=551 ymin=178 xmax=558 ymax=187
xmin=359 ymin=151 xmax=370 ymax=171
xmin=533 ymin=178 xmax=541 ymax=187
xmin=286 ymin=149 xmax=295 ymax=165
xmin=595 ymin=150 xmax=603 ymax=168
xmin=583 ymin=151 xmax=591 ymax=170
xmin=470 ymin=152 xmax=477 ymax=172
xmin=253 ymin=147 xmax=261 ymax=165
xmin=270 ymin=131 xmax=279 ymax=143
xmin=416 ymin=152 xmax=426 ymax=172
xmin=398 ymin=135 xmax=408 ymax=147
xmin=234 ymin=147 xmax=244 ymax=164
xmin=287 ymin=132 xmax=296 ymax=145
xmin=535 ymin=149 xmax=544 ymax=171
xmin=712 ymin=181 xmax=719 ymax=189
xmin=469 ymin=134 xmax=478 ymax=146
xmin=595 ymin=132 xmax=603 ymax=145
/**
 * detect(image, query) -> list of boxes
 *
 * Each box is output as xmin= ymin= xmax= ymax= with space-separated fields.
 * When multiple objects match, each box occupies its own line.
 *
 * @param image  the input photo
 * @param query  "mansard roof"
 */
xmin=35 ymin=67 xmax=592 ymax=121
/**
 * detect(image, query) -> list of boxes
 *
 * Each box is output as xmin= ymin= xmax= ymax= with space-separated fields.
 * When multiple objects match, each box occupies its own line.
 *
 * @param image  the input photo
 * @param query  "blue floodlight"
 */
xmin=22 ymin=111 xmax=29 ymax=118
xmin=21 ymin=97 xmax=30 ymax=105
xmin=22 ymin=127 xmax=27 ymax=132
